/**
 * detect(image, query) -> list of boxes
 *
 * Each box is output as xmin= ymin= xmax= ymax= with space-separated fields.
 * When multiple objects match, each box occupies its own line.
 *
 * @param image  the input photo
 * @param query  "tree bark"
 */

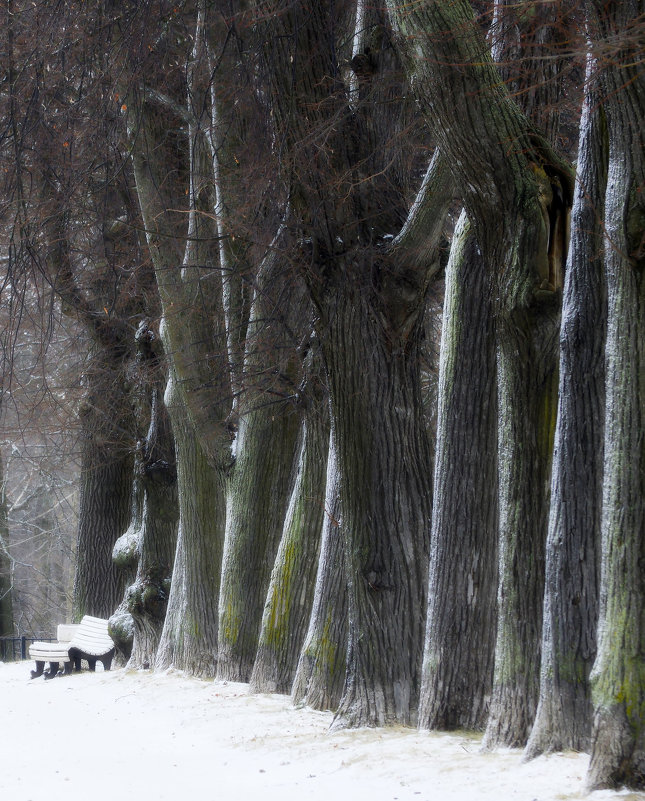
xmin=250 ymin=344 xmax=330 ymax=694
xmin=586 ymin=2 xmax=645 ymax=788
xmin=155 ymin=367 xmax=225 ymax=677
xmin=525 ymin=52 xmax=607 ymax=760
xmin=216 ymin=246 xmax=305 ymax=682
xmin=291 ymin=435 xmax=348 ymax=711
xmin=109 ymin=323 xmax=179 ymax=670
xmin=321 ymin=278 xmax=432 ymax=728
xmin=0 ymin=448 xmax=13 ymax=637
xmin=130 ymin=75 xmax=233 ymax=673
xmin=483 ymin=299 xmax=559 ymax=748
xmin=419 ymin=211 xmax=499 ymax=732
xmin=384 ymin=0 xmax=573 ymax=746
xmin=73 ymin=375 xmax=133 ymax=620
xmin=125 ymin=383 xmax=179 ymax=670
xmin=251 ymin=0 xmax=449 ymax=728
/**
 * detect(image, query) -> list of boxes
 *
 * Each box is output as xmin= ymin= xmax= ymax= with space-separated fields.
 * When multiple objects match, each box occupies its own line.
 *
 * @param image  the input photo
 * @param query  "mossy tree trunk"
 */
xmin=291 ymin=435 xmax=347 ymax=711
xmin=586 ymin=1 xmax=645 ymax=789
xmin=484 ymin=300 xmax=560 ymax=747
xmin=217 ymin=246 xmax=306 ymax=682
xmin=419 ymin=211 xmax=499 ymax=732
xmin=525 ymin=52 xmax=608 ymax=760
xmin=253 ymin=0 xmax=449 ymax=728
xmin=250 ymin=343 xmax=330 ymax=694
xmin=385 ymin=0 xmax=573 ymax=745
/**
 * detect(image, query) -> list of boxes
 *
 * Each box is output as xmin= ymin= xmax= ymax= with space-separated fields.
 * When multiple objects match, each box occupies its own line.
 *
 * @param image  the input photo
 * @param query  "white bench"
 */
xmin=29 ymin=623 xmax=79 ymax=679
xmin=29 ymin=616 xmax=115 ymax=679
xmin=67 ymin=615 xmax=115 ymax=674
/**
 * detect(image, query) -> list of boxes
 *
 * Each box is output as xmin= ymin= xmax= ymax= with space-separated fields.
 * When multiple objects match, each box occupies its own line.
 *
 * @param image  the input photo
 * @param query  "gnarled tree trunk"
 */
xmin=110 ymin=323 xmax=179 ymax=670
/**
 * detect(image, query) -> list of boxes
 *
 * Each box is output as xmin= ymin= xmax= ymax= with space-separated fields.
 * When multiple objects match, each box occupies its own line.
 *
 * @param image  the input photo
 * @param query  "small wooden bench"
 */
xmin=29 ymin=616 xmax=115 ymax=679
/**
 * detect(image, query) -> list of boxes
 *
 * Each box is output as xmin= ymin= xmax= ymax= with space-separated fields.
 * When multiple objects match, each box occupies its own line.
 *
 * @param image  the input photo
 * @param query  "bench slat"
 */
xmin=29 ymin=642 xmax=71 ymax=662
xmin=68 ymin=615 xmax=114 ymax=657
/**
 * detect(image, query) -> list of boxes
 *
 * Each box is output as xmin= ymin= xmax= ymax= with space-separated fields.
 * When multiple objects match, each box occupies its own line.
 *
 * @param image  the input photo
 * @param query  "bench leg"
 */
xmin=87 ymin=658 xmax=97 ymax=672
xmin=30 ymin=661 xmax=45 ymax=679
xmin=45 ymin=662 xmax=60 ymax=679
xmin=64 ymin=661 xmax=73 ymax=675
xmin=101 ymin=653 xmax=113 ymax=672
xmin=72 ymin=655 xmax=82 ymax=672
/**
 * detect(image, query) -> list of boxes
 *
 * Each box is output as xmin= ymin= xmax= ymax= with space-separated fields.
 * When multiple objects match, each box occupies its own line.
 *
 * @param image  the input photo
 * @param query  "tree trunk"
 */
xmin=109 ymin=475 xmax=141 ymax=663
xmin=292 ymin=435 xmax=348 ymax=711
xmin=73 ymin=385 xmax=133 ymax=620
xmin=586 ymin=3 xmax=645 ymax=788
xmin=126 ymin=385 xmax=179 ymax=670
xmin=483 ymin=299 xmax=560 ymax=748
xmin=419 ymin=211 xmax=499 ymax=731
xmin=108 ymin=322 xmax=179 ymax=670
xmin=251 ymin=0 xmax=445 ymax=728
xmin=0 ymin=448 xmax=13 ymax=637
xmin=525 ymin=52 xmax=607 ymax=760
xmin=384 ymin=0 xmax=572 ymax=747
xmin=216 ymin=399 xmax=301 ymax=682
xmin=321 ymin=278 xmax=432 ymax=728
xmin=155 ymin=368 xmax=225 ymax=677
xmin=250 ymin=345 xmax=330 ymax=694
xmin=217 ymin=249 xmax=305 ymax=682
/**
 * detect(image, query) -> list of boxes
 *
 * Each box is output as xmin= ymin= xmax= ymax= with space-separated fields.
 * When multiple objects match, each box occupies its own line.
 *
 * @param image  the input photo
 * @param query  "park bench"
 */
xmin=29 ymin=616 xmax=115 ymax=679
xmin=29 ymin=623 xmax=79 ymax=679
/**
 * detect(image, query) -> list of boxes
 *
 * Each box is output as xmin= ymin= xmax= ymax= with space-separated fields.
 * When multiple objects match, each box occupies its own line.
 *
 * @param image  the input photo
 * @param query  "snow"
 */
xmin=1 ymin=660 xmax=642 ymax=801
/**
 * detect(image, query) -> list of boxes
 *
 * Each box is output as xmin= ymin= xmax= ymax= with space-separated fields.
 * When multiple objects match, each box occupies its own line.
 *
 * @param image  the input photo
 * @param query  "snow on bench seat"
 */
xmin=68 ymin=615 xmax=115 ymax=673
xmin=29 ymin=624 xmax=80 ymax=679
xmin=29 ymin=616 xmax=115 ymax=679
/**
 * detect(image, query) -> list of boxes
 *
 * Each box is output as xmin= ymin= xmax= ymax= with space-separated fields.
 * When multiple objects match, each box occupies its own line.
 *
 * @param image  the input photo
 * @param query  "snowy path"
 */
xmin=0 ymin=661 xmax=641 ymax=801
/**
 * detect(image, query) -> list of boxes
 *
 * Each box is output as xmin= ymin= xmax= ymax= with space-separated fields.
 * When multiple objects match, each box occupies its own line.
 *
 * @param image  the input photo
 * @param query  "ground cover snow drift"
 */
xmin=1 ymin=661 xmax=642 ymax=801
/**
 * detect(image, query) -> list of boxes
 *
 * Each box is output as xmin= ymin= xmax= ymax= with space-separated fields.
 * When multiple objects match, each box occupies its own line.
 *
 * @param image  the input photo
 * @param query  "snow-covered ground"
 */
xmin=1 ymin=660 xmax=642 ymax=801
